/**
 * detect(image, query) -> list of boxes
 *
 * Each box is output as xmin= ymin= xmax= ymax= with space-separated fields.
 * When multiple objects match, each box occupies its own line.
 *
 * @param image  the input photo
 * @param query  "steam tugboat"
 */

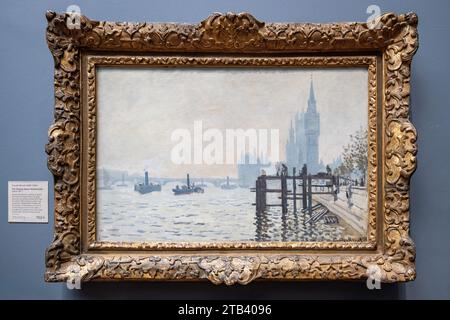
xmin=220 ymin=176 xmax=237 ymax=190
xmin=134 ymin=170 xmax=161 ymax=194
xmin=172 ymin=174 xmax=204 ymax=195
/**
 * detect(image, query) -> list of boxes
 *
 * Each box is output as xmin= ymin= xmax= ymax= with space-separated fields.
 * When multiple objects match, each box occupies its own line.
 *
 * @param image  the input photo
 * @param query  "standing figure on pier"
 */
xmin=281 ymin=163 xmax=288 ymax=176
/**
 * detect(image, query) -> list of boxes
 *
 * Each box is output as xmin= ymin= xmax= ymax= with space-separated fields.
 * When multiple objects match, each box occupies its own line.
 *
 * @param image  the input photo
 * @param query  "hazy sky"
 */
xmin=97 ymin=67 xmax=367 ymax=178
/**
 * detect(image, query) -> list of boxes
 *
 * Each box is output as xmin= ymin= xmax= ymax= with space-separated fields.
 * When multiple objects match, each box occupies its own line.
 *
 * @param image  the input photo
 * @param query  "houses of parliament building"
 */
xmin=285 ymin=78 xmax=323 ymax=174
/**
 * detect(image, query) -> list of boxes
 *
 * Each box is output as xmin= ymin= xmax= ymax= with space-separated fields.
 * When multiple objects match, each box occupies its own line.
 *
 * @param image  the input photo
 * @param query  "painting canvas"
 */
xmin=96 ymin=67 xmax=369 ymax=243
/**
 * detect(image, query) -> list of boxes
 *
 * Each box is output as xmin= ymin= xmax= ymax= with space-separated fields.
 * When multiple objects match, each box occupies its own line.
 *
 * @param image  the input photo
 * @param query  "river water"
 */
xmin=97 ymin=181 xmax=350 ymax=242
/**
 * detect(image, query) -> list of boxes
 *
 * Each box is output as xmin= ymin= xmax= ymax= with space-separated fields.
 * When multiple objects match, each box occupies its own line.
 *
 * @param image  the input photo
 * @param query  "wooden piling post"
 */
xmin=255 ymin=176 xmax=267 ymax=212
xmin=292 ymin=167 xmax=297 ymax=213
xmin=307 ymin=174 xmax=312 ymax=215
xmin=281 ymin=171 xmax=288 ymax=214
xmin=302 ymin=165 xmax=307 ymax=209
xmin=255 ymin=177 xmax=261 ymax=212
xmin=260 ymin=175 xmax=267 ymax=212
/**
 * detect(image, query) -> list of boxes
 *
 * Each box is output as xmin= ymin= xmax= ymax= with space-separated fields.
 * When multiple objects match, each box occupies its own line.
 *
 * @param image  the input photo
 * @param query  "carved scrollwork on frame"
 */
xmin=45 ymin=11 xmax=418 ymax=283
xmin=45 ymin=252 xmax=415 ymax=284
xmin=383 ymin=13 xmax=418 ymax=281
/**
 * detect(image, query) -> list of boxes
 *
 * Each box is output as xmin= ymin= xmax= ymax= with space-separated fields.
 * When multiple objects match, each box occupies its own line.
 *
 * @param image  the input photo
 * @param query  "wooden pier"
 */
xmin=252 ymin=164 xmax=340 ymax=217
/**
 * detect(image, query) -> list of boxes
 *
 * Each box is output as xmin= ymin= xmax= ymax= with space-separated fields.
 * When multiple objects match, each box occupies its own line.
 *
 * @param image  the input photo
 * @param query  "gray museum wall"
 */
xmin=0 ymin=0 xmax=449 ymax=299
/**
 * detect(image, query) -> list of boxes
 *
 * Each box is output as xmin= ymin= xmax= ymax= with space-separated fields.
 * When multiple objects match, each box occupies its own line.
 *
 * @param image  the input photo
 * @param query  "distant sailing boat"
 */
xmin=220 ymin=176 xmax=237 ymax=190
xmin=172 ymin=174 xmax=204 ymax=195
xmin=117 ymin=173 xmax=128 ymax=187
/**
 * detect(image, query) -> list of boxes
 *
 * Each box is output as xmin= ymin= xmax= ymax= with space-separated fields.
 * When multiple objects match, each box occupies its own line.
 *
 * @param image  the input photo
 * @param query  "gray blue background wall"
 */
xmin=0 ymin=0 xmax=449 ymax=299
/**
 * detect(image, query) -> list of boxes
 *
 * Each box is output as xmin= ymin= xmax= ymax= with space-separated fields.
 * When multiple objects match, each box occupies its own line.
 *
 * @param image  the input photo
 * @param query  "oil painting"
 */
xmin=96 ymin=67 xmax=369 ymax=243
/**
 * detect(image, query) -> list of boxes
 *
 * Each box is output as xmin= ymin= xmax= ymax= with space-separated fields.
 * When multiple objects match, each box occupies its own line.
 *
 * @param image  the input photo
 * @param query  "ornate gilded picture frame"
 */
xmin=45 ymin=11 xmax=418 ymax=284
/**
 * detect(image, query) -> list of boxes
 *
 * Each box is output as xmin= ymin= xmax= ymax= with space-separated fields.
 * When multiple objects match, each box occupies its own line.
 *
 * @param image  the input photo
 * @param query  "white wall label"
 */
xmin=8 ymin=181 xmax=48 ymax=223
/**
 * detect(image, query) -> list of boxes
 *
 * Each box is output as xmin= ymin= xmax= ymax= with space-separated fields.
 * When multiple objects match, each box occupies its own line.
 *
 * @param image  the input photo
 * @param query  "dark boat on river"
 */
xmin=220 ymin=176 xmax=237 ymax=190
xmin=173 ymin=174 xmax=204 ymax=195
xmin=134 ymin=170 xmax=161 ymax=194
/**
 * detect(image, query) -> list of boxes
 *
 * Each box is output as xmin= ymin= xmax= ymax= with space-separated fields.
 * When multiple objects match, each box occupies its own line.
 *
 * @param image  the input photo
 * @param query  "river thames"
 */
xmin=97 ymin=181 xmax=358 ymax=242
